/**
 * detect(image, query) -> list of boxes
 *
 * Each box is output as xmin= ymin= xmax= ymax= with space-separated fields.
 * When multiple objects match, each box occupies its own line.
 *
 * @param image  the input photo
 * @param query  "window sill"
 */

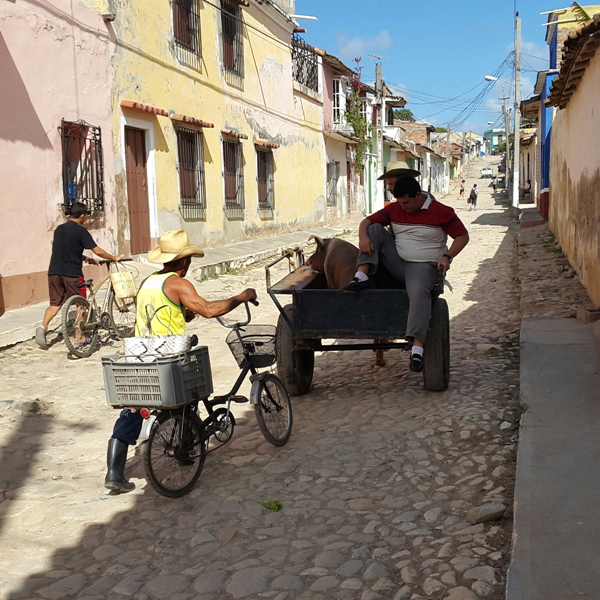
xmin=258 ymin=205 xmax=274 ymax=220
xmin=293 ymin=80 xmax=322 ymax=103
xmin=224 ymin=205 xmax=245 ymax=220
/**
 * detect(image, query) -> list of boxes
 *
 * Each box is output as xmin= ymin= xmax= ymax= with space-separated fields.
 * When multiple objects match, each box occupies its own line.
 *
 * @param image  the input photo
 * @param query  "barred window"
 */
xmin=257 ymin=149 xmax=274 ymax=210
xmin=291 ymin=33 xmax=319 ymax=92
xmin=61 ymin=119 xmax=104 ymax=214
xmin=172 ymin=0 xmax=201 ymax=67
xmin=223 ymin=139 xmax=244 ymax=214
xmin=176 ymin=128 xmax=206 ymax=220
xmin=221 ymin=0 xmax=244 ymax=85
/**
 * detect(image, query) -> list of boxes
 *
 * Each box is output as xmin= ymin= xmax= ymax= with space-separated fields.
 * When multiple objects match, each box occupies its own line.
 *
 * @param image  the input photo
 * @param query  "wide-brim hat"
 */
xmin=377 ymin=160 xmax=420 ymax=180
xmin=147 ymin=230 xmax=204 ymax=264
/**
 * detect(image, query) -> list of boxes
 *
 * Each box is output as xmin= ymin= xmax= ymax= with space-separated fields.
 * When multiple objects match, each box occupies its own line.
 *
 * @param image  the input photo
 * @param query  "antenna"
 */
xmin=367 ymin=54 xmax=383 ymax=61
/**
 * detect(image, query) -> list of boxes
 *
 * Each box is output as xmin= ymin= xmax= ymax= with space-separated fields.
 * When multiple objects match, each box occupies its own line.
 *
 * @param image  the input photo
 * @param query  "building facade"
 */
xmin=104 ymin=0 xmax=326 ymax=256
xmin=0 ymin=0 xmax=118 ymax=311
xmin=547 ymin=14 xmax=600 ymax=304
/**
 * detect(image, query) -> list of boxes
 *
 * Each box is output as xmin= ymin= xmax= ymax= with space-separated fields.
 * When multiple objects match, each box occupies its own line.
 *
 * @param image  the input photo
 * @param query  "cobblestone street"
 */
xmin=0 ymin=164 xmax=525 ymax=600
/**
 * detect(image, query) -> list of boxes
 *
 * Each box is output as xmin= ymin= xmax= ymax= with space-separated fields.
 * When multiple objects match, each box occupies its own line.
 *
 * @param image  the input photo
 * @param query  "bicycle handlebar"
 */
xmin=215 ymin=301 xmax=258 ymax=329
xmin=99 ymin=257 xmax=134 ymax=265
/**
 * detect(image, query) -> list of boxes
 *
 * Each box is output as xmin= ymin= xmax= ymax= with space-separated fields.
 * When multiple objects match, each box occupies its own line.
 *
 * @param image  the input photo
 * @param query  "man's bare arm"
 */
xmin=92 ymin=246 xmax=121 ymax=262
xmin=358 ymin=217 xmax=374 ymax=254
xmin=171 ymin=278 xmax=257 ymax=319
xmin=436 ymin=233 xmax=470 ymax=275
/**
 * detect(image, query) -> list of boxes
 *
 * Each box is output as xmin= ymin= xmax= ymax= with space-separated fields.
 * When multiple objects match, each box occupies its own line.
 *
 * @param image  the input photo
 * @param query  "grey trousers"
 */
xmin=357 ymin=224 xmax=439 ymax=342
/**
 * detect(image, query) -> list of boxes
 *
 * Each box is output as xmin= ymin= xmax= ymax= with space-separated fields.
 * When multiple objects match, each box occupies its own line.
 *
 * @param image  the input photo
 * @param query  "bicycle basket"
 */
xmin=226 ymin=325 xmax=277 ymax=368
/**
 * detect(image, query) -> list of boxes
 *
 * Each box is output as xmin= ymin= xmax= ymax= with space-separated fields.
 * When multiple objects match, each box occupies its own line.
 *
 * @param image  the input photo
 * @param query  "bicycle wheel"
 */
xmin=254 ymin=374 xmax=292 ymax=446
xmin=142 ymin=411 xmax=206 ymax=498
xmin=61 ymin=295 xmax=99 ymax=358
xmin=107 ymin=289 xmax=136 ymax=339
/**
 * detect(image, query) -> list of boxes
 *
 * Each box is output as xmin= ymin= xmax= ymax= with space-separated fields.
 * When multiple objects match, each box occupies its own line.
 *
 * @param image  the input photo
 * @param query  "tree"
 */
xmin=434 ymin=127 xmax=447 ymax=133
xmin=393 ymin=108 xmax=416 ymax=122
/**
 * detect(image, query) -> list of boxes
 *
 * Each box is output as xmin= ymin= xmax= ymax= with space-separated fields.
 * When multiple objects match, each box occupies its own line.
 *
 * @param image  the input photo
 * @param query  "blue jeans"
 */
xmin=111 ymin=409 xmax=144 ymax=446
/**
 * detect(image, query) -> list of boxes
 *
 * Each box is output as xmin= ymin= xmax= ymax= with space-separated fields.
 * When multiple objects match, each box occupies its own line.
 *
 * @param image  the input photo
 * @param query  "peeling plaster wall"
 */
xmin=549 ymin=50 xmax=600 ymax=305
xmin=109 ymin=0 xmax=325 ymax=252
xmin=0 ymin=0 xmax=117 ymax=310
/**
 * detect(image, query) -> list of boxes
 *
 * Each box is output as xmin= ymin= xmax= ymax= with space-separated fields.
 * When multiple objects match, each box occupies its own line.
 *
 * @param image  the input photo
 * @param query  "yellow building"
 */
xmin=97 ymin=0 xmax=325 ymax=255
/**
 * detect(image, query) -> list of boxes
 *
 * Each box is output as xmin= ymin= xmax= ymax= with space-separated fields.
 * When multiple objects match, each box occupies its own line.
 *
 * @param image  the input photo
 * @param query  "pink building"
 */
xmin=0 ymin=0 xmax=117 ymax=312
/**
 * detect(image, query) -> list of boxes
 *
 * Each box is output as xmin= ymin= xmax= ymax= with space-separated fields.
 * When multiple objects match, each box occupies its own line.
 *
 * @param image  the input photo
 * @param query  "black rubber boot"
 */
xmin=104 ymin=438 xmax=135 ymax=493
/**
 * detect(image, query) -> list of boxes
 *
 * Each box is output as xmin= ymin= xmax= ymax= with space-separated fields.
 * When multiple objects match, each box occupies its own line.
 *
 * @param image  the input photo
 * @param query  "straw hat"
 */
xmin=147 ymin=230 xmax=204 ymax=264
xmin=377 ymin=160 xmax=420 ymax=180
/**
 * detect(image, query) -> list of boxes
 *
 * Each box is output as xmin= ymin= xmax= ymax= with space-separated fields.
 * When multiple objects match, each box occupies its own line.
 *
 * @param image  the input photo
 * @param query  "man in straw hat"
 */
xmin=377 ymin=159 xmax=421 ymax=197
xmin=104 ymin=230 xmax=257 ymax=493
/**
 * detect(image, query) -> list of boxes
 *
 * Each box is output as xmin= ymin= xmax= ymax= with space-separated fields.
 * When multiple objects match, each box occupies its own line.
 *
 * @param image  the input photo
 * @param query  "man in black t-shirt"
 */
xmin=36 ymin=202 xmax=121 ymax=349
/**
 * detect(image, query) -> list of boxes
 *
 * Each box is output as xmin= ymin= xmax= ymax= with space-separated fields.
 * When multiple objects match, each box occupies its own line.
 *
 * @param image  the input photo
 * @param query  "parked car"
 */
xmin=481 ymin=167 xmax=494 ymax=178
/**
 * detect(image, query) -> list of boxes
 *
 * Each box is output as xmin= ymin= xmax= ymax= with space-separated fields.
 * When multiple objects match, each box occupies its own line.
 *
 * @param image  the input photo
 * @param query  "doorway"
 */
xmin=125 ymin=127 xmax=151 ymax=254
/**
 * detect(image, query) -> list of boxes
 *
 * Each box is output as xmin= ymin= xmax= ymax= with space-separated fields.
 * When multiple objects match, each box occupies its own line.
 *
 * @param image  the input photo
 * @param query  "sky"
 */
xmin=296 ymin=0 xmax=555 ymax=134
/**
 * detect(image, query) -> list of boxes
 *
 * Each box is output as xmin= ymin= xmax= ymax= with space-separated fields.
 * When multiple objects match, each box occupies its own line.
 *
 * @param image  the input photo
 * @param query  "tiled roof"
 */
xmin=547 ymin=13 xmax=600 ymax=109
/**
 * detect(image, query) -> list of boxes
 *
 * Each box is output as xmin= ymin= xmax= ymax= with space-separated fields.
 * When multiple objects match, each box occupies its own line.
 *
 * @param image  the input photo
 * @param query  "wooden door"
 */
xmin=125 ymin=127 xmax=151 ymax=254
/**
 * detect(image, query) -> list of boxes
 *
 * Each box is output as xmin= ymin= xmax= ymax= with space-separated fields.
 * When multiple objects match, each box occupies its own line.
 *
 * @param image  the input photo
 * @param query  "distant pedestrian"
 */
xmin=459 ymin=180 xmax=465 ymax=200
xmin=492 ymin=177 xmax=498 ymax=193
xmin=469 ymin=184 xmax=479 ymax=210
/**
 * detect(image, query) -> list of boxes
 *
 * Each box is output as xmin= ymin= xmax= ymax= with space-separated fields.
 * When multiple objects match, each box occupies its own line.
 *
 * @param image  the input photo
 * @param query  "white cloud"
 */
xmin=336 ymin=30 xmax=393 ymax=61
xmin=521 ymin=40 xmax=548 ymax=63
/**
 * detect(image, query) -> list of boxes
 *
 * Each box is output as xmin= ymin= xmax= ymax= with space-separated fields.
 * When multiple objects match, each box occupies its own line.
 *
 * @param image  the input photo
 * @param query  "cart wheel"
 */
xmin=276 ymin=304 xmax=314 ymax=396
xmin=423 ymin=298 xmax=450 ymax=391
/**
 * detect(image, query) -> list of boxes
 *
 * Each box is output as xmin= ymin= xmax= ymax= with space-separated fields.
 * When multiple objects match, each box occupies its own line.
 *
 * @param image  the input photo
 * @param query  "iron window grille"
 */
xmin=257 ymin=148 xmax=274 ymax=213
xmin=176 ymin=127 xmax=206 ymax=220
xmin=172 ymin=0 xmax=202 ymax=68
xmin=221 ymin=0 xmax=244 ymax=86
xmin=291 ymin=33 xmax=319 ymax=93
xmin=223 ymin=138 xmax=245 ymax=218
xmin=61 ymin=119 xmax=104 ymax=214
xmin=326 ymin=161 xmax=339 ymax=208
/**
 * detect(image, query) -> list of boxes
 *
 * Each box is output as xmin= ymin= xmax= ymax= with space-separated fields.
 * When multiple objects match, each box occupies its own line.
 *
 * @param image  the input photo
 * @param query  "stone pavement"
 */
xmin=0 ymin=156 xmax=524 ymax=600
xmin=505 ymin=221 xmax=600 ymax=599
xmin=507 ymin=317 xmax=600 ymax=600
xmin=0 ymin=224 xmax=351 ymax=350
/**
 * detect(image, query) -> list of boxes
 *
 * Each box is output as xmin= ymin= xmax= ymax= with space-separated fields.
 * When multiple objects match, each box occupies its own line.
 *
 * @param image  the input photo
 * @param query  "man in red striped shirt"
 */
xmin=346 ymin=177 xmax=469 ymax=372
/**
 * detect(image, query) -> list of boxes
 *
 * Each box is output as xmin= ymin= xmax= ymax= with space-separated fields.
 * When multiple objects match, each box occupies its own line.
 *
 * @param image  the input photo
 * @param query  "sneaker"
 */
xmin=409 ymin=353 xmax=424 ymax=372
xmin=345 ymin=277 xmax=371 ymax=292
xmin=35 ymin=326 xmax=48 ymax=349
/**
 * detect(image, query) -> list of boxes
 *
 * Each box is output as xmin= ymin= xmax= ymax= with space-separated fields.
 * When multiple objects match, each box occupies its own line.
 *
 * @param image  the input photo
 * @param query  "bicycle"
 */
xmin=61 ymin=258 xmax=137 ymax=358
xmin=102 ymin=302 xmax=293 ymax=498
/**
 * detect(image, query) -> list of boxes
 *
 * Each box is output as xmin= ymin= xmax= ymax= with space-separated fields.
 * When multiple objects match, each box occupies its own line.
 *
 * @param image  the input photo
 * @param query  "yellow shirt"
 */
xmin=135 ymin=272 xmax=186 ymax=336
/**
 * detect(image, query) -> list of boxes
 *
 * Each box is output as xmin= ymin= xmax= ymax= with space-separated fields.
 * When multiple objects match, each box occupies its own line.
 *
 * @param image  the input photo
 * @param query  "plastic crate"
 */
xmin=102 ymin=346 xmax=213 ymax=408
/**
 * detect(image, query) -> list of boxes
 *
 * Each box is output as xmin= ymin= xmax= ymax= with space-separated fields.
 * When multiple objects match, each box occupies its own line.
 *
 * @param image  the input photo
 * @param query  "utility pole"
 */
xmin=374 ymin=61 xmax=385 ymax=211
xmin=461 ymin=131 xmax=466 ymax=179
xmin=511 ymin=14 xmax=522 ymax=208
xmin=445 ymin=125 xmax=451 ymax=193
xmin=501 ymin=86 xmax=511 ymax=190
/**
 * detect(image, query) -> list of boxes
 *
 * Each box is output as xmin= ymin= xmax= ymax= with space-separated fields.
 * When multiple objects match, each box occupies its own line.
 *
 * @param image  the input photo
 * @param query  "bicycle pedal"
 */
xmin=230 ymin=395 xmax=249 ymax=404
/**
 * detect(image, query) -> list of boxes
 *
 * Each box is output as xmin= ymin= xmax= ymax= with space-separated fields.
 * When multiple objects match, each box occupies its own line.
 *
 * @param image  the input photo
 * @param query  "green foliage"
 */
xmin=257 ymin=498 xmax=282 ymax=512
xmin=393 ymin=108 xmax=416 ymax=122
xmin=496 ymin=142 xmax=507 ymax=152
xmin=345 ymin=59 xmax=370 ymax=174
xmin=435 ymin=127 xmax=447 ymax=133
xmin=520 ymin=117 xmax=537 ymax=127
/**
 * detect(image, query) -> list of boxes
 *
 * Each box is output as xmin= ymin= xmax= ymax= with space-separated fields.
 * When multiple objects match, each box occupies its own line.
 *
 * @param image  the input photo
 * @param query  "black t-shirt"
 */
xmin=48 ymin=221 xmax=97 ymax=278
